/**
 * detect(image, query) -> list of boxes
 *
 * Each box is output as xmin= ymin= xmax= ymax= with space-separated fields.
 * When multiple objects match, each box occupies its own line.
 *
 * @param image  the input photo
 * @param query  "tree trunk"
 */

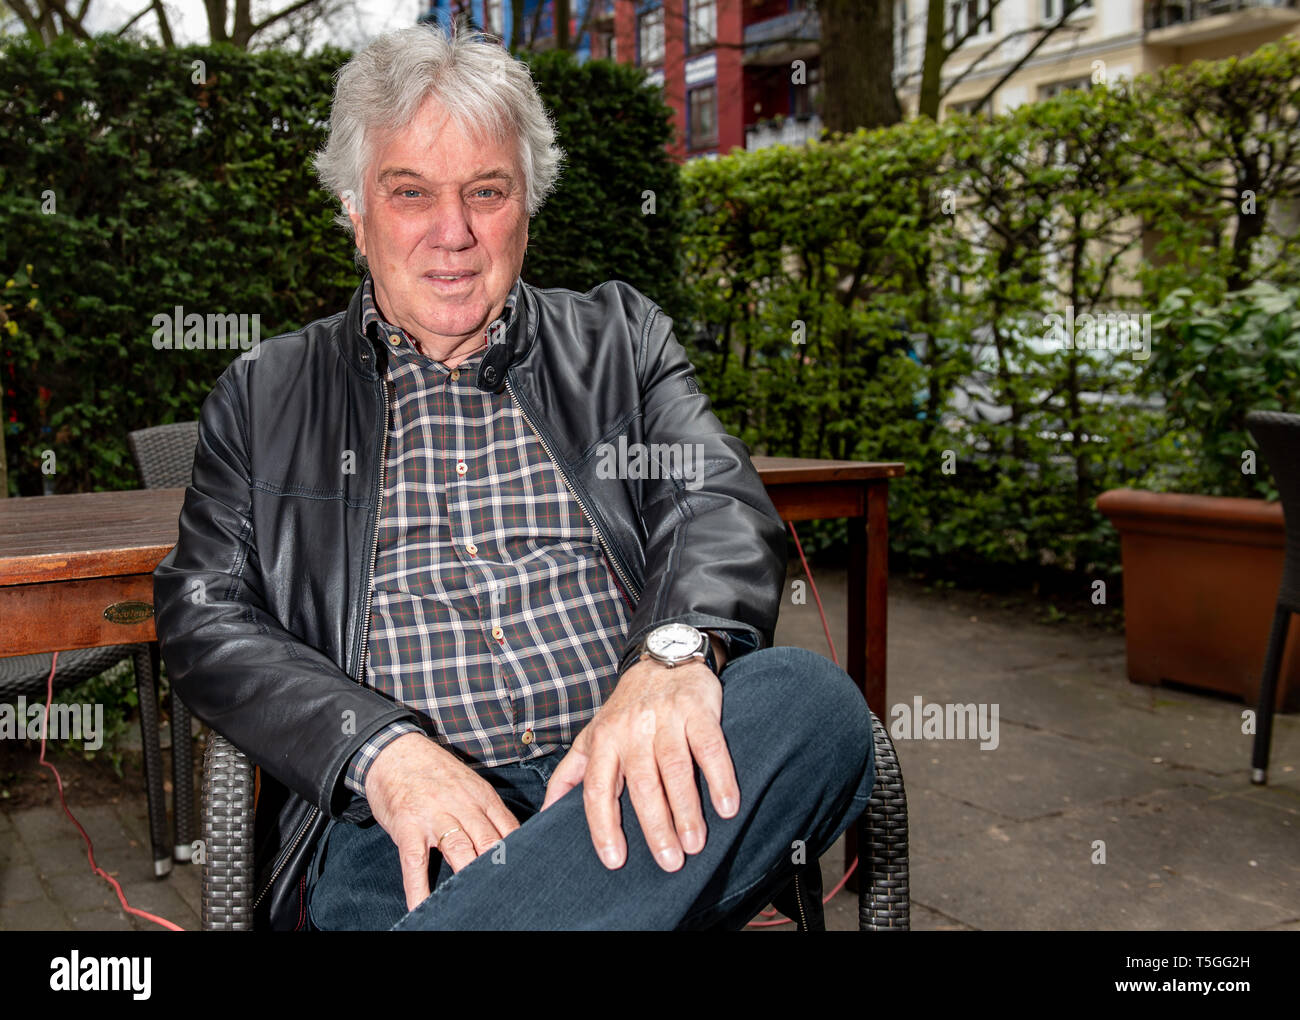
xmin=918 ymin=0 xmax=946 ymax=119
xmin=555 ymin=0 xmax=569 ymax=50
xmin=820 ymin=0 xmax=900 ymax=131
xmin=509 ymin=0 xmax=523 ymax=49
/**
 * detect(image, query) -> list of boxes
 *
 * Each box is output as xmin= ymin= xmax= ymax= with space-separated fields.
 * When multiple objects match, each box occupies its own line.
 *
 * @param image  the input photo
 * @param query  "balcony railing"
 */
xmin=743 ymin=9 xmax=820 ymax=61
xmin=1146 ymin=0 xmax=1298 ymax=31
xmin=745 ymin=115 xmax=824 ymax=151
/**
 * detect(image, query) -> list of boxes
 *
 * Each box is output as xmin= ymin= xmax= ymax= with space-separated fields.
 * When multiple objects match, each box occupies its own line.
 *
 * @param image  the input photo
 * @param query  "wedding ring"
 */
xmin=435 ymin=827 xmax=462 ymax=849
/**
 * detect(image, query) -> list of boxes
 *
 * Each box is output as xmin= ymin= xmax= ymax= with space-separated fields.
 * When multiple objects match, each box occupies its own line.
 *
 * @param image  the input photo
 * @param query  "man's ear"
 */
xmin=342 ymin=189 xmax=366 ymax=257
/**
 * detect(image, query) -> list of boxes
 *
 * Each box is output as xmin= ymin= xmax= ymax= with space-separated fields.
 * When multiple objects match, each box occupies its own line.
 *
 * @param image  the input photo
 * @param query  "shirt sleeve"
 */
xmin=343 ymin=720 xmax=426 ymax=798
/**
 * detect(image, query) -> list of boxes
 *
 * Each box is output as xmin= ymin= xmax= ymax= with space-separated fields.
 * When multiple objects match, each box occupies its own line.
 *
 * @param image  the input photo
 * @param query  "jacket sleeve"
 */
xmin=153 ymin=367 xmax=421 ymax=821
xmin=616 ymin=302 xmax=788 ymax=674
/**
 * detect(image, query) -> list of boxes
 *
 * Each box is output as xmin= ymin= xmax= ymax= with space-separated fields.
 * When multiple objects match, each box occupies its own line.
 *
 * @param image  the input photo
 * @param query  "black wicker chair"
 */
xmin=199 ymin=710 xmax=909 ymax=930
xmin=127 ymin=422 xmax=201 ymax=863
xmin=1245 ymin=410 xmax=1300 ymax=785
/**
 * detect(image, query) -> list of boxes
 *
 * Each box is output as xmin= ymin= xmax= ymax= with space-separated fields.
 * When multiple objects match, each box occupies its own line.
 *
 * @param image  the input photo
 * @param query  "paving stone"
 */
xmin=0 ymin=897 xmax=68 ymax=930
xmin=168 ymin=862 xmax=202 ymax=916
xmin=115 ymin=881 xmax=199 ymax=931
xmin=8 ymin=804 xmax=76 ymax=846
xmin=890 ymin=719 xmax=1189 ymax=822
xmin=24 ymin=831 xmax=97 ymax=877
xmin=68 ymin=908 xmax=133 ymax=932
xmin=0 ymin=860 xmax=48 ymax=906
xmin=911 ymin=783 xmax=1299 ymax=930
xmin=42 ymin=868 xmax=128 ymax=915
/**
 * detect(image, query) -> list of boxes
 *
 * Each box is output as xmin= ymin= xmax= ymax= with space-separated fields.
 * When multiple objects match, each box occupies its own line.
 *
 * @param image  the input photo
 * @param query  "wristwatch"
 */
xmin=639 ymin=622 xmax=722 ymax=674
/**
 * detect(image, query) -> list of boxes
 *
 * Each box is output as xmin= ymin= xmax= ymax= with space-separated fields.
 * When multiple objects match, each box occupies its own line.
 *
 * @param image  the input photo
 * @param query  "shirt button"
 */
xmin=466 ymin=541 xmax=478 ymax=556
xmin=491 ymin=626 xmax=504 ymax=642
xmin=521 ymin=729 xmax=534 ymax=745
xmin=450 ymin=368 xmax=461 ymax=381
xmin=389 ymin=333 xmax=401 ymax=346
xmin=456 ymin=460 xmax=468 ymax=476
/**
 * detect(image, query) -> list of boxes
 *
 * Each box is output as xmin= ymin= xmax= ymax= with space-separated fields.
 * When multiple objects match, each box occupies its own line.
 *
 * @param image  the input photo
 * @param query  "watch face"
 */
xmin=646 ymin=623 xmax=703 ymax=661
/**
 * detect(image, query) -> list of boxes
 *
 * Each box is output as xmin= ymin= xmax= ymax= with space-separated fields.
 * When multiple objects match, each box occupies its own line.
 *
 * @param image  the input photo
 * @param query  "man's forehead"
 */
xmin=376 ymin=164 xmax=515 ymax=183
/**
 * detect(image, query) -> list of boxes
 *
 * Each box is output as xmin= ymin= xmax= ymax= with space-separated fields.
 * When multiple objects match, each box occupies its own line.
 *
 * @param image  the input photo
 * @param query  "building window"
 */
xmin=689 ymin=0 xmax=717 ymax=50
xmin=639 ymin=5 xmax=665 ymax=66
xmin=483 ymin=0 xmax=503 ymax=35
xmin=688 ymin=84 xmax=718 ymax=149
xmin=1038 ymin=76 xmax=1092 ymax=100
xmin=1042 ymin=0 xmax=1093 ymax=21
xmin=947 ymin=0 xmax=992 ymax=46
xmin=895 ymin=0 xmax=910 ymax=74
xmin=792 ymin=62 xmax=821 ymax=118
xmin=946 ymin=97 xmax=986 ymax=117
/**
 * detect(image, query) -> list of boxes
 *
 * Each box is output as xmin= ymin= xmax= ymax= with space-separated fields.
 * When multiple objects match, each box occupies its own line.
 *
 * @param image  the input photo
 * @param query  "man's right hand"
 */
xmin=365 ymin=732 xmax=521 ymax=911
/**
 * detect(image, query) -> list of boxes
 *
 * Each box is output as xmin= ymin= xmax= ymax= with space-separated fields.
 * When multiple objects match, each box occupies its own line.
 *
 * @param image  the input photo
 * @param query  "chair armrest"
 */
xmin=859 ymin=709 xmax=910 ymax=930
xmin=201 ymin=731 xmax=256 ymax=930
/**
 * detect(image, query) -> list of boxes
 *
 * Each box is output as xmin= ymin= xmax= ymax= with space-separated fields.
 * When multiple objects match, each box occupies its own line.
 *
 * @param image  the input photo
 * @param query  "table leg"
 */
xmin=132 ymin=645 xmax=172 ymax=878
xmin=845 ymin=483 xmax=889 ymax=882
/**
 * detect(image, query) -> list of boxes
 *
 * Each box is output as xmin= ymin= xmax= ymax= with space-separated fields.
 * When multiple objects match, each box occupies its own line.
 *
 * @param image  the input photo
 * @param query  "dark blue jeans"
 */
xmin=307 ymin=645 xmax=875 ymax=930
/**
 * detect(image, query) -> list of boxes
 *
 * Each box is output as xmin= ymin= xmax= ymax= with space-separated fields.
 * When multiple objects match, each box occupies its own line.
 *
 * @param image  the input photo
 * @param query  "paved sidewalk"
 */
xmin=1 ymin=567 xmax=1296 ymax=931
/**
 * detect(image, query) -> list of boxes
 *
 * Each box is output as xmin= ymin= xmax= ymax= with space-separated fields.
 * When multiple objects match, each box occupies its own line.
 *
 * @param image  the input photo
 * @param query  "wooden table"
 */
xmin=0 ymin=459 xmax=902 ymax=718
xmin=0 ymin=459 xmax=903 ymax=879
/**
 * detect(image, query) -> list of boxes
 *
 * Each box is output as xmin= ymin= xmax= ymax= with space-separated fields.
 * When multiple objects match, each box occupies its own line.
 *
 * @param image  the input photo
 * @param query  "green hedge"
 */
xmin=0 ymin=37 xmax=683 ymax=495
xmin=679 ymin=40 xmax=1300 ymax=580
xmin=7 ymin=34 xmax=1300 ymax=588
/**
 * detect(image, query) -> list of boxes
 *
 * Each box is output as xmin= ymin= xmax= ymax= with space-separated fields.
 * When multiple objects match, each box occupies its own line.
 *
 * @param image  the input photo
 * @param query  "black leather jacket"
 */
xmin=153 ymin=275 xmax=787 ymax=930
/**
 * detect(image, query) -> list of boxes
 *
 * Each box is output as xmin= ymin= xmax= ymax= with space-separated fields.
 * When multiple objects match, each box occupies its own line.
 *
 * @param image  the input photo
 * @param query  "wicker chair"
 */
xmin=200 ymin=709 xmax=909 ymax=930
xmin=126 ymin=422 xmax=201 ymax=863
xmin=1245 ymin=410 xmax=1300 ymax=785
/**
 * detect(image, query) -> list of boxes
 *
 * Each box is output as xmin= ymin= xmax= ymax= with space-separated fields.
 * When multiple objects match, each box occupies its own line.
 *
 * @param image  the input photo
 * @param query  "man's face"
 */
xmin=350 ymin=96 xmax=529 ymax=358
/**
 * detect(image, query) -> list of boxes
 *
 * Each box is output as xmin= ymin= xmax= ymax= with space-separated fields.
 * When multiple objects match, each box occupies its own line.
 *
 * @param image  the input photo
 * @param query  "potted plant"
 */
xmin=1098 ymin=282 xmax=1300 ymax=711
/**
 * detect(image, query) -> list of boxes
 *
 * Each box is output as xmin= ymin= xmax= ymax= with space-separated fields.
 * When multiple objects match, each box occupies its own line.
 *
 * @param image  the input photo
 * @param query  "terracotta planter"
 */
xmin=1097 ymin=488 xmax=1299 ymax=713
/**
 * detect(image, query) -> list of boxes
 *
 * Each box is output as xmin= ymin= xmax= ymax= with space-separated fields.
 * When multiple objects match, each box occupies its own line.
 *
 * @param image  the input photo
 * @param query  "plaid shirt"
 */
xmin=343 ymin=276 xmax=634 ymax=797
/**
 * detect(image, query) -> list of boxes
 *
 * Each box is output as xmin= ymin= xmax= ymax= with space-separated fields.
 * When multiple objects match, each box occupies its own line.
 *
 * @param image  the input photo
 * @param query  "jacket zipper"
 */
xmin=505 ymin=376 xmax=641 ymax=601
xmin=253 ymin=373 xmax=391 ymax=913
xmin=794 ymin=871 xmax=810 ymax=931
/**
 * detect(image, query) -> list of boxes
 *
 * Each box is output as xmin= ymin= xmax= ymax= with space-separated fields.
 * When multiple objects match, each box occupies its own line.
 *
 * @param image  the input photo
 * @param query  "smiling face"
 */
xmin=349 ymin=96 xmax=529 ymax=365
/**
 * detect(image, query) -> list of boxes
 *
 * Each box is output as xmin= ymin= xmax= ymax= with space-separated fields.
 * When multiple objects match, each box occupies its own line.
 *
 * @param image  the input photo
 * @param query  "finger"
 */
xmin=623 ymin=746 xmax=684 ymax=872
xmin=654 ymin=725 xmax=707 ymax=855
xmin=484 ymin=795 xmax=522 ymax=839
xmin=460 ymin=808 xmax=509 ymax=860
xmin=541 ymin=745 xmax=588 ymax=811
xmin=434 ymin=820 xmax=478 ymax=875
xmin=685 ymin=712 xmax=740 ymax=819
xmin=392 ymin=822 xmax=433 ymax=913
xmin=581 ymin=748 xmax=625 ymax=869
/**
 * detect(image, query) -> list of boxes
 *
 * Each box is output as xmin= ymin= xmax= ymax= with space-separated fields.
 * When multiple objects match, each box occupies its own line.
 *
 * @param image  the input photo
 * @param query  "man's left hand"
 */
xmin=539 ymin=639 xmax=738 ymax=872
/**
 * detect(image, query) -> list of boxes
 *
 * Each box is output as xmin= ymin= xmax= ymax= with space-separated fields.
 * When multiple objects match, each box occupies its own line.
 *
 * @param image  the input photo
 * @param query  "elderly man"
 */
xmin=154 ymin=23 xmax=874 ymax=931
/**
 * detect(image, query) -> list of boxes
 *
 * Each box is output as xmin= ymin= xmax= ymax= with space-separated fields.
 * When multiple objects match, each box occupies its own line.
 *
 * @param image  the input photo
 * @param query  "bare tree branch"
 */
xmin=114 ymin=3 xmax=152 ymax=35
xmin=970 ymin=0 xmax=1091 ymax=115
xmin=151 ymin=0 xmax=173 ymax=47
xmin=252 ymin=0 xmax=321 ymax=36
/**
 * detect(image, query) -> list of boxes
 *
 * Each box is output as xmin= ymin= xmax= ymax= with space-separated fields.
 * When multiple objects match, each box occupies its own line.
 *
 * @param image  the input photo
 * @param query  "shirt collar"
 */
xmin=361 ymin=274 xmax=522 ymax=372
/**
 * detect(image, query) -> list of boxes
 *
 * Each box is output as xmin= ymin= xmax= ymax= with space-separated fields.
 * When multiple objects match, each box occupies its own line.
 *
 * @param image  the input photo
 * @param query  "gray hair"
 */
xmin=314 ymin=23 xmax=564 ymax=243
